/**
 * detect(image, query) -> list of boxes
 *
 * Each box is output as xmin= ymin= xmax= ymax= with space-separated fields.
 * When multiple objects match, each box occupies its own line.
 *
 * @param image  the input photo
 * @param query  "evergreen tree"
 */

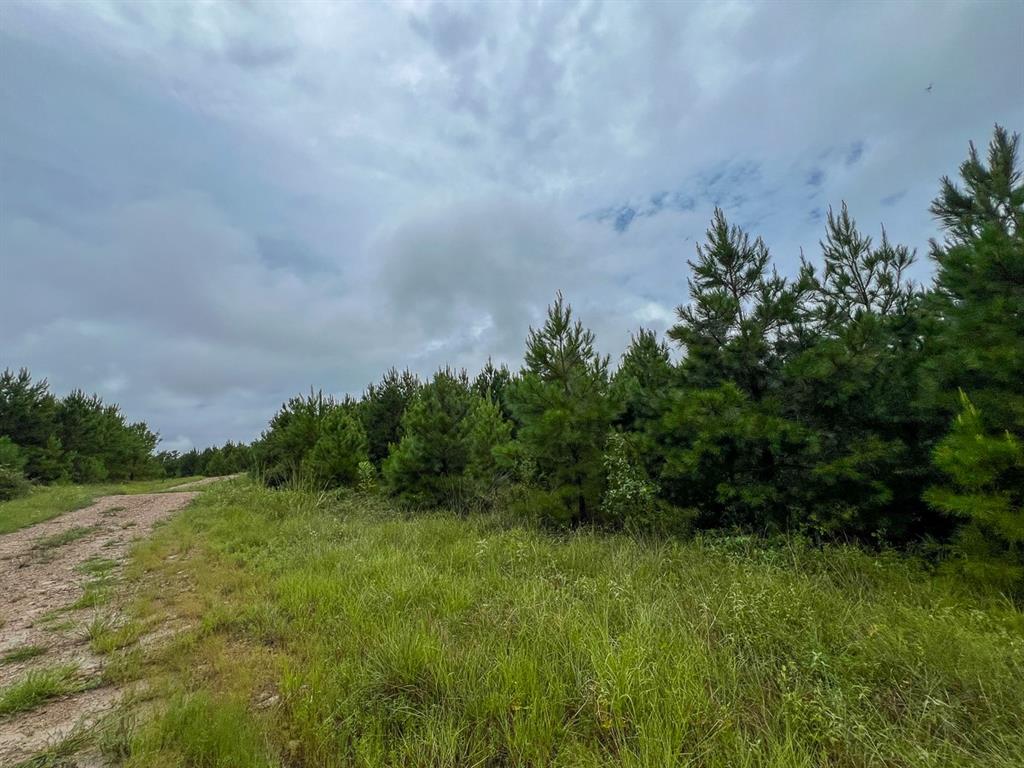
xmin=509 ymin=292 xmax=611 ymax=525
xmin=254 ymin=390 xmax=337 ymax=487
xmin=383 ymin=368 xmax=473 ymax=507
xmin=360 ymin=368 xmax=421 ymax=466
xmin=926 ymin=125 xmax=1024 ymax=433
xmin=304 ymin=408 xmax=370 ymax=488
xmin=609 ymin=328 xmax=675 ymax=477
xmin=668 ymin=209 xmax=811 ymax=399
xmin=783 ymin=205 xmax=928 ymax=540
xmin=0 ymin=368 xmax=58 ymax=479
xmin=926 ymin=393 xmax=1023 ymax=592
xmin=463 ymin=395 xmax=514 ymax=489
xmin=472 ymin=358 xmax=514 ymax=422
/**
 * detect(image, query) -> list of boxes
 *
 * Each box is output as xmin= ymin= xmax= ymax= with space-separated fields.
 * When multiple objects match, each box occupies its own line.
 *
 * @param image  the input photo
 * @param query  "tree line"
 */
xmin=0 ymin=373 xmax=255 ymax=499
xmin=0 ymin=369 xmax=162 ymax=498
xmin=252 ymin=126 xmax=1023 ymax=592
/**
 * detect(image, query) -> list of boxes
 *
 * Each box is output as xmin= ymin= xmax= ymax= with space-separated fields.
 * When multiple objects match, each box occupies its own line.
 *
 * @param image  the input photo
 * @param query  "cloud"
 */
xmin=1 ymin=0 xmax=1022 ymax=449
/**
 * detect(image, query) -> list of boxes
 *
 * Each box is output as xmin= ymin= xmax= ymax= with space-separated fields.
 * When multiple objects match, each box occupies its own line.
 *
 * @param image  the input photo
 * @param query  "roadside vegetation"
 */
xmin=107 ymin=480 xmax=1023 ymax=767
xmin=0 ymin=664 xmax=87 ymax=718
xmin=248 ymin=126 xmax=1023 ymax=596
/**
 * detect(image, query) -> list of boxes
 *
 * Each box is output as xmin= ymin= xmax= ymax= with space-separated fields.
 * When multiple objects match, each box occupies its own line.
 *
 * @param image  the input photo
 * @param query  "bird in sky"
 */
xmin=926 ymin=83 xmax=933 ymax=93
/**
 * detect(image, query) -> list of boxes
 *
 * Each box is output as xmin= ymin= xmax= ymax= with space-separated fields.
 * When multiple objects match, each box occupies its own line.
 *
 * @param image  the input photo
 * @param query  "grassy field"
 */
xmin=99 ymin=479 xmax=1024 ymax=767
xmin=0 ymin=476 xmax=203 ymax=534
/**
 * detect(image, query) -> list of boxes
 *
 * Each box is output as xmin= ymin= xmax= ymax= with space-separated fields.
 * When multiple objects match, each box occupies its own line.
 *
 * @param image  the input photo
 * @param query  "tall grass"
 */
xmin=123 ymin=480 xmax=1024 ymax=767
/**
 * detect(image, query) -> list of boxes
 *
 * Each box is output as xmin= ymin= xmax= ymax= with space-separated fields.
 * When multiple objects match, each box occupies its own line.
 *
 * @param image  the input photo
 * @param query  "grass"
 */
xmin=0 ymin=476 xmax=204 ymax=535
xmin=86 ymin=615 xmax=141 ymax=655
xmin=31 ymin=523 xmax=101 ymax=551
xmin=1 ymin=644 xmax=47 ymax=665
xmin=113 ymin=479 xmax=1024 ymax=767
xmin=0 ymin=664 xmax=84 ymax=717
xmin=9 ymin=729 xmax=92 ymax=768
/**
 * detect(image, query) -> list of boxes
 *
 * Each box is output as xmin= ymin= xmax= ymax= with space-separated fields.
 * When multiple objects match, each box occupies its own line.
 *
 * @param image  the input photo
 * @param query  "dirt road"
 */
xmin=0 ymin=488 xmax=202 ymax=764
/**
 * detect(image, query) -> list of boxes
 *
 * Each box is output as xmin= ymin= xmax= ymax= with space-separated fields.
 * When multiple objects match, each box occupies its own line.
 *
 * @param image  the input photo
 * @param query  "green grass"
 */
xmin=31 ymin=523 xmax=101 ymax=551
xmin=1 ymin=644 xmax=47 ymax=665
xmin=115 ymin=479 xmax=1024 ymax=767
xmin=0 ymin=664 xmax=84 ymax=717
xmin=86 ymin=615 xmax=141 ymax=655
xmin=0 ymin=476 xmax=205 ymax=535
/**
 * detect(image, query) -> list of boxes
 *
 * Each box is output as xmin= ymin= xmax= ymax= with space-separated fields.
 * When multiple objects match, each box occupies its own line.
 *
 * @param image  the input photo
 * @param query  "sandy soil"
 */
xmin=0 ymin=490 xmax=200 ymax=764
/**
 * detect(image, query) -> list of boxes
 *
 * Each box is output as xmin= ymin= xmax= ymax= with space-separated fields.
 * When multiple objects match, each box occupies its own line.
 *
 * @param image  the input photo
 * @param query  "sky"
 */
xmin=1 ymin=0 xmax=1022 ymax=452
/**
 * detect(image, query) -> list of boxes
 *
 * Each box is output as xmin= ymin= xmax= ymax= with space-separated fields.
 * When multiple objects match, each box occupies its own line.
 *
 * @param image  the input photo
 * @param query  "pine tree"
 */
xmin=253 ymin=390 xmax=336 ymax=487
xmin=463 ymin=395 xmax=514 ymax=489
xmin=360 ymin=368 xmax=421 ymax=466
xmin=668 ymin=208 xmax=811 ymax=399
xmin=472 ymin=358 xmax=514 ymax=422
xmin=383 ymin=368 xmax=473 ymax=507
xmin=782 ymin=204 xmax=927 ymax=540
xmin=925 ymin=393 xmax=1023 ymax=592
xmin=926 ymin=125 xmax=1024 ymax=433
xmin=509 ymin=292 xmax=611 ymax=525
xmin=304 ymin=407 xmax=369 ymax=488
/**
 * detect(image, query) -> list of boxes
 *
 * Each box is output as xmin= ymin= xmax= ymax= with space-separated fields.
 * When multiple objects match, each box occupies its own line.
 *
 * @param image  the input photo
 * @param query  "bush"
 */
xmin=0 ymin=466 xmax=30 ymax=501
xmin=356 ymin=461 xmax=378 ymax=494
xmin=602 ymin=432 xmax=658 ymax=529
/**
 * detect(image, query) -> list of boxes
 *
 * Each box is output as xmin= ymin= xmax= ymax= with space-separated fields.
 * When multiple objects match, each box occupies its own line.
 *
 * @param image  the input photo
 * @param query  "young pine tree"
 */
xmin=668 ymin=208 xmax=811 ymax=399
xmin=383 ymin=368 xmax=473 ymax=507
xmin=304 ymin=407 xmax=370 ymax=489
xmin=463 ymin=395 xmax=514 ymax=490
xmin=783 ymin=204 xmax=927 ymax=540
xmin=926 ymin=125 xmax=1024 ymax=433
xmin=509 ymin=292 xmax=611 ymax=526
xmin=360 ymin=368 xmax=421 ymax=466
xmin=925 ymin=393 xmax=1023 ymax=592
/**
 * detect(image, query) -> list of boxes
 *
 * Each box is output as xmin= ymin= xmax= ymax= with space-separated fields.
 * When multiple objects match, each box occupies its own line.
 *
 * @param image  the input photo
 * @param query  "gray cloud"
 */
xmin=2 ymin=0 xmax=1022 ymax=449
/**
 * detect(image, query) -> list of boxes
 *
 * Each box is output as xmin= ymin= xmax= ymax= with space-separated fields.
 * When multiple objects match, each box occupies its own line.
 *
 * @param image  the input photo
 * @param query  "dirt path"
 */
xmin=0 ymin=490 xmax=201 ymax=764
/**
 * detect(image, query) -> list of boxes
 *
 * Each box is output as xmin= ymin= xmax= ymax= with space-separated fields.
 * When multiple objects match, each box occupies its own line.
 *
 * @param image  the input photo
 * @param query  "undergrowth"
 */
xmin=116 ymin=480 xmax=1024 ymax=766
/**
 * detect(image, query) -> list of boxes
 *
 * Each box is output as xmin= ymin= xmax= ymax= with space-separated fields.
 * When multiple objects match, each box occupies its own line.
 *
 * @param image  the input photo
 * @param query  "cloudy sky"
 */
xmin=1 ymin=1 xmax=1021 ymax=451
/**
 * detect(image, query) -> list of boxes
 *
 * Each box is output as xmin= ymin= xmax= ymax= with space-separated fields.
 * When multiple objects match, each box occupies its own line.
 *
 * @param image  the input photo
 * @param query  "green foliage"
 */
xmin=0 ymin=465 xmax=30 ymax=502
xmin=158 ymin=441 xmax=253 ymax=479
xmin=668 ymin=208 xmax=811 ymax=399
xmin=360 ymin=367 xmax=420 ymax=466
xmin=472 ymin=357 xmax=514 ymax=421
xmin=356 ymin=460 xmax=378 ymax=494
xmin=656 ymin=383 xmax=807 ymax=531
xmin=463 ymin=395 xmax=514 ymax=489
xmin=383 ymin=368 xmax=473 ymax=507
xmin=927 ymin=393 xmax=1024 ymax=591
xmin=303 ymin=407 xmax=369 ymax=489
xmin=126 ymin=480 xmax=1024 ymax=767
xmin=509 ymin=292 xmax=611 ymax=526
xmin=252 ymin=390 xmax=336 ymax=487
xmin=601 ymin=432 xmax=660 ymax=532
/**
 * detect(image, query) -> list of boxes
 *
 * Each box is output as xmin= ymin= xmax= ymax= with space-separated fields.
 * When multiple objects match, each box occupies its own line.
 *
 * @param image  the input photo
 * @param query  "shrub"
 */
xmin=356 ymin=461 xmax=378 ymax=494
xmin=0 ymin=466 xmax=30 ymax=501
xmin=602 ymin=432 xmax=662 ymax=532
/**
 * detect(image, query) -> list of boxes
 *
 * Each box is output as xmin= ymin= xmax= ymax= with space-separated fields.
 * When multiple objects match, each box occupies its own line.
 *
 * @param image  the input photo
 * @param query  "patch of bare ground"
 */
xmin=0 ymin=491 xmax=198 ymax=765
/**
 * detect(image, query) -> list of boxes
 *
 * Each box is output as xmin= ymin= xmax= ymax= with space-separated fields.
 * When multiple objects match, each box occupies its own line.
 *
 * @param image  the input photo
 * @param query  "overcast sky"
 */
xmin=1 ymin=1 xmax=1021 ymax=451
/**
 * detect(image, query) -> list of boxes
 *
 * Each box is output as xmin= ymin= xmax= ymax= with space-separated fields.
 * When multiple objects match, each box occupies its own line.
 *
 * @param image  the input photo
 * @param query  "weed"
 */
xmin=1 ymin=644 xmax=47 ymax=665
xmin=85 ymin=615 xmax=141 ymax=655
xmin=0 ymin=664 xmax=83 ymax=717
xmin=31 ymin=524 xmax=100 ymax=551
xmin=9 ymin=729 xmax=92 ymax=768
